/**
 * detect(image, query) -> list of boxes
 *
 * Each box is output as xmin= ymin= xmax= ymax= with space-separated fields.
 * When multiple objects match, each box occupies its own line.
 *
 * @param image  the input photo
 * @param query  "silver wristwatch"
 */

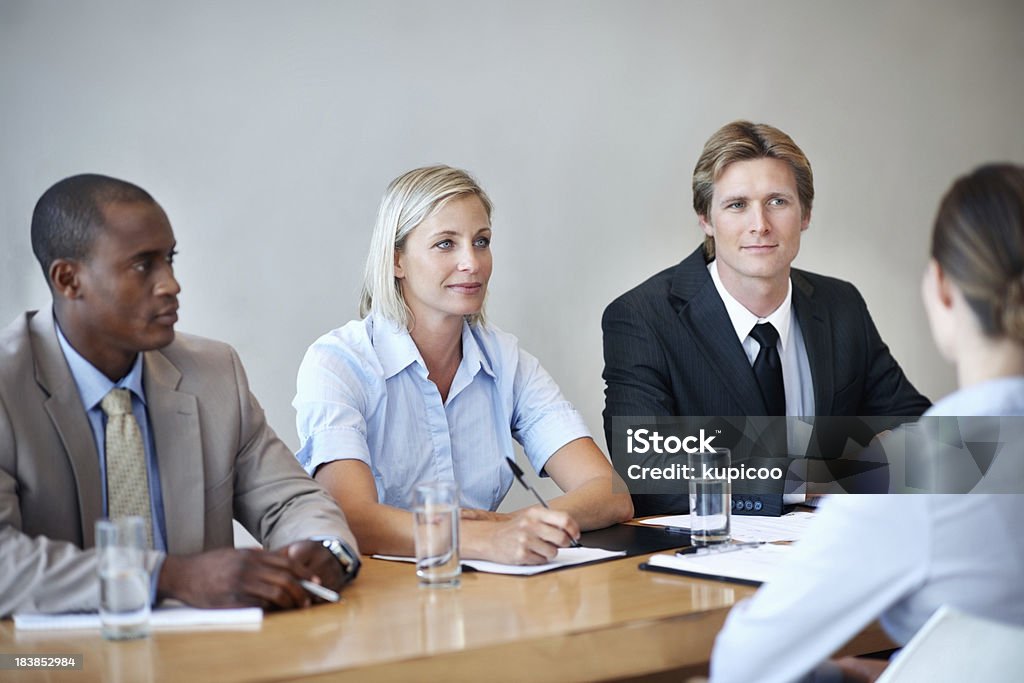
xmin=319 ymin=537 xmax=361 ymax=583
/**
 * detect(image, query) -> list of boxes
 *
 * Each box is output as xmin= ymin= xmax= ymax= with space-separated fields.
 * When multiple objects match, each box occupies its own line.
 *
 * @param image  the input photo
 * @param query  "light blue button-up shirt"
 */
xmin=294 ymin=314 xmax=591 ymax=511
xmin=55 ymin=322 xmax=169 ymax=553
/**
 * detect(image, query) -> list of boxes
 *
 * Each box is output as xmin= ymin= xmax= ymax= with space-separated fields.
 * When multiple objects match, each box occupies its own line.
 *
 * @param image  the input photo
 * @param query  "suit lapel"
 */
xmin=144 ymin=348 xmax=205 ymax=555
xmin=30 ymin=309 xmax=103 ymax=547
xmin=670 ymin=248 xmax=768 ymax=413
xmin=792 ymin=271 xmax=834 ymax=415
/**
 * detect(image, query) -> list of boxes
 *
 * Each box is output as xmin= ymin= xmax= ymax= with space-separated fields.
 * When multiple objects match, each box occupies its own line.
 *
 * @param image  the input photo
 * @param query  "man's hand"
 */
xmin=280 ymin=540 xmax=346 ymax=593
xmin=158 ymin=548 xmax=316 ymax=610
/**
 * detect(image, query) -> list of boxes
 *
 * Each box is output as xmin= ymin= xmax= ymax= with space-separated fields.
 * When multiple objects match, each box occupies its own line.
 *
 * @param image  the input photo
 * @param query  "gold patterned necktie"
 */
xmin=101 ymin=388 xmax=154 ymax=548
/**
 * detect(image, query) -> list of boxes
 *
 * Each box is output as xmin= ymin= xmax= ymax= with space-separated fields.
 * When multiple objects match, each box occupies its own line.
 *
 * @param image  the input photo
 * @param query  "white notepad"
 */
xmin=14 ymin=605 xmax=263 ymax=631
xmin=644 ymin=543 xmax=793 ymax=585
xmin=640 ymin=511 xmax=817 ymax=543
xmin=373 ymin=546 xmax=625 ymax=576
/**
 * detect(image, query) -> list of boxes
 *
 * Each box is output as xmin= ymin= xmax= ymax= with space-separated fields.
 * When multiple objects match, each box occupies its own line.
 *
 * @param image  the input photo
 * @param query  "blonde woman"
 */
xmin=295 ymin=165 xmax=632 ymax=565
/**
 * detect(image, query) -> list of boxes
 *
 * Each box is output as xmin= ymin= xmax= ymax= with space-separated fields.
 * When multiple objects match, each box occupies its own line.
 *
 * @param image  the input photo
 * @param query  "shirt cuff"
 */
xmin=297 ymin=427 xmax=373 ymax=476
xmin=519 ymin=404 xmax=592 ymax=475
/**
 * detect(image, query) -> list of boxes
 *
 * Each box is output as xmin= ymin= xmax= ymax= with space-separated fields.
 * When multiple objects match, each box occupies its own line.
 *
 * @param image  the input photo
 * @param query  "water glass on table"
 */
xmin=96 ymin=516 xmax=151 ymax=640
xmin=413 ymin=481 xmax=461 ymax=588
xmin=687 ymin=447 xmax=732 ymax=546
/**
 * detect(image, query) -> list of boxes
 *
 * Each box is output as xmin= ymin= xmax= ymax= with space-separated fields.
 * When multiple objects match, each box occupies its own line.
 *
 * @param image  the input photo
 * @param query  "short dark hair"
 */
xmin=31 ymin=173 xmax=155 ymax=281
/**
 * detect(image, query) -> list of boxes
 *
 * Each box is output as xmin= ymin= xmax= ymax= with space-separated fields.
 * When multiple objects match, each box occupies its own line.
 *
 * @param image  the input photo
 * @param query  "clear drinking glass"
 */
xmin=687 ymin=447 xmax=732 ymax=546
xmin=413 ymin=481 xmax=461 ymax=587
xmin=96 ymin=516 xmax=151 ymax=640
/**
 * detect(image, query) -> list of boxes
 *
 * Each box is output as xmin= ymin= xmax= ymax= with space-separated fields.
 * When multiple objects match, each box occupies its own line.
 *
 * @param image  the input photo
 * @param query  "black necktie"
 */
xmin=749 ymin=323 xmax=786 ymax=416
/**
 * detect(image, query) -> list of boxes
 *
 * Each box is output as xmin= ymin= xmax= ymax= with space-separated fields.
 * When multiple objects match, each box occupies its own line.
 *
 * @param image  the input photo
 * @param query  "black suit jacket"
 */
xmin=602 ymin=246 xmax=930 ymax=515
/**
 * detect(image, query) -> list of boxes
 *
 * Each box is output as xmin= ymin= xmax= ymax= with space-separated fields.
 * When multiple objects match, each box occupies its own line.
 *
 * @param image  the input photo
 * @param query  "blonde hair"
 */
xmin=932 ymin=163 xmax=1024 ymax=342
xmin=692 ymin=121 xmax=814 ymax=259
xmin=359 ymin=165 xmax=493 ymax=328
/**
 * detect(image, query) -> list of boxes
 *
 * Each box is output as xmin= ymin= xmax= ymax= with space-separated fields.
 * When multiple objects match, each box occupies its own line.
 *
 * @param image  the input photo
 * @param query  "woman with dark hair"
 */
xmin=709 ymin=164 xmax=1024 ymax=683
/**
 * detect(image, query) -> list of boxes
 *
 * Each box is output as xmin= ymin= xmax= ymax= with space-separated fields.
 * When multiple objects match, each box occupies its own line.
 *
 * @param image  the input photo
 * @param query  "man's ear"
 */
xmin=49 ymin=259 xmax=82 ymax=299
xmin=800 ymin=208 xmax=812 ymax=232
xmin=699 ymin=214 xmax=714 ymax=237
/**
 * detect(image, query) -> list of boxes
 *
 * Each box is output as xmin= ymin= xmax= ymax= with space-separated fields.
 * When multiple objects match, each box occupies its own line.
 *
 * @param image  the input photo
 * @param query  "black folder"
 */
xmin=579 ymin=523 xmax=689 ymax=557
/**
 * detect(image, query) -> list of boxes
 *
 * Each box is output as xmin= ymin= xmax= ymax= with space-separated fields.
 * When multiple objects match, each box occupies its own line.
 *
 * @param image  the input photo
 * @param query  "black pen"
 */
xmin=505 ymin=457 xmax=581 ymax=548
xmin=676 ymin=541 xmax=765 ymax=556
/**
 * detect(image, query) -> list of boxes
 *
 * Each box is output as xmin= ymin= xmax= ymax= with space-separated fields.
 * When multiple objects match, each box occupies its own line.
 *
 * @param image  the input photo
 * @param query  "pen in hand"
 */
xmin=300 ymin=579 xmax=340 ymax=603
xmin=504 ymin=457 xmax=582 ymax=548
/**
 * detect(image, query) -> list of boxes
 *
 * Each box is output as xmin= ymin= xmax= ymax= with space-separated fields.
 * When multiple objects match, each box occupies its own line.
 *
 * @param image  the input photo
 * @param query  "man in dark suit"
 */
xmin=602 ymin=121 xmax=930 ymax=516
xmin=0 ymin=174 xmax=360 ymax=616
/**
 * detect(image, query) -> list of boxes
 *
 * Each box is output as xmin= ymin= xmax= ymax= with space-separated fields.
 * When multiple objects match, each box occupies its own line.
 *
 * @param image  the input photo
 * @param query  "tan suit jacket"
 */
xmin=0 ymin=308 xmax=357 ymax=615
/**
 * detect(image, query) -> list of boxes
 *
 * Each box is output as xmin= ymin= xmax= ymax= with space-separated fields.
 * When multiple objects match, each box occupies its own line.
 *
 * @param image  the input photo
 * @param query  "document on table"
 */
xmin=14 ymin=605 xmax=263 ymax=631
xmin=643 ymin=543 xmax=794 ymax=585
xmin=639 ymin=511 xmax=817 ymax=543
xmin=373 ymin=546 xmax=626 ymax=575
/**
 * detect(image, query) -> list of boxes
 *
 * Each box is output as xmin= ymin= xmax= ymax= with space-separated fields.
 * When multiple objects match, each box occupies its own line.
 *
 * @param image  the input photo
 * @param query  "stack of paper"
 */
xmin=639 ymin=511 xmax=817 ymax=543
xmin=644 ymin=543 xmax=794 ymax=585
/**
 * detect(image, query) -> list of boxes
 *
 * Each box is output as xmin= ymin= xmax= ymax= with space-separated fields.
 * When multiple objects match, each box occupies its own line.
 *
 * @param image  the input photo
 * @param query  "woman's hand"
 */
xmin=463 ymin=506 xmax=580 ymax=565
xmin=459 ymin=508 xmax=514 ymax=523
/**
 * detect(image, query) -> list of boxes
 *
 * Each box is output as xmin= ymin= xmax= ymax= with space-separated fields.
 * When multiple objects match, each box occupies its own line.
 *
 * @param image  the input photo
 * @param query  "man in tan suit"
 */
xmin=0 ymin=174 xmax=359 ymax=616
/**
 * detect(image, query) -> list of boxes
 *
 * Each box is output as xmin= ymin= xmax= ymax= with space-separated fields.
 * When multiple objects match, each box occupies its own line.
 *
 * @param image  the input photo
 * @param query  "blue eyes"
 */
xmin=726 ymin=198 xmax=787 ymax=210
xmin=434 ymin=237 xmax=491 ymax=250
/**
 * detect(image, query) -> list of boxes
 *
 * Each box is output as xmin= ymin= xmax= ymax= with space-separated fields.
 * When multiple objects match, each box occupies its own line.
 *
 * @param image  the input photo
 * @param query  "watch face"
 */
xmin=323 ymin=539 xmax=360 ymax=579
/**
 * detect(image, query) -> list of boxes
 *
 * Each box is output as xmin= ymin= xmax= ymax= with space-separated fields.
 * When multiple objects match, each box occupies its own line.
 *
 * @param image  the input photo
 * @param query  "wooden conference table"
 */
xmin=0 ymin=551 xmax=892 ymax=682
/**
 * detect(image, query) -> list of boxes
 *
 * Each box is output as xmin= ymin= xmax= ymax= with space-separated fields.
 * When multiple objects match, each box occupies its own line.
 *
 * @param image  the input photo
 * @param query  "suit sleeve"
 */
xmin=854 ymin=291 xmax=931 ymax=417
xmin=601 ymin=295 xmax=677 ymax=446
xmin=224 ymin=348 xmax=359 ymax=556
xmin=0 ymin=393 xmax=163 ymax=616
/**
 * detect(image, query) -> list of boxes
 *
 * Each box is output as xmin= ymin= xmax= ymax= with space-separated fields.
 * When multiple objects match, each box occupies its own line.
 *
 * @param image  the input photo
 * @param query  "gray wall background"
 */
xmin=3 ymin=1 xmax=1023 ymax=506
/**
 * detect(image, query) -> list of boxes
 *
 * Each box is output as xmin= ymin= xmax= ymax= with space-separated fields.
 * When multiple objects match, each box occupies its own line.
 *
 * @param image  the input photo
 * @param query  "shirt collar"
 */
xmin=708 ymin=260 xmax=793 ymax=351
xmin=460 ymin=321 xmax=496 ymax=381
xmin=371 ymin=315 xmax=423 ymax=379
xmin=54 ymin=317 xmax=147 ymax=411
xmin=369 ymin=314 xmax=496 ymax=381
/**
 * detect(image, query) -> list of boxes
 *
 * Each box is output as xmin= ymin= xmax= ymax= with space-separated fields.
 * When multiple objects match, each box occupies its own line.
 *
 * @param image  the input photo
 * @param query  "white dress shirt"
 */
xmin=708 ymin=260 xmax=815 ymax=416
xmin=709 ymin=376 xmax=1024 ymax=683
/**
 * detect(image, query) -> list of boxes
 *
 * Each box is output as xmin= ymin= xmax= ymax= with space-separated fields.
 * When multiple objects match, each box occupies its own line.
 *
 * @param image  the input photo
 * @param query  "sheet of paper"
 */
xmin=14 ymin=605 xmax=263 ymax=631
xmin=463 ymin=547 xmax=626 ymax=575
xmin=646 ymin=543 xmax=794 ymax=584
xmin=639 ymin=510 xmax=818 ymax=543
xmin=373 ymin=546 xmax=625 ymax=575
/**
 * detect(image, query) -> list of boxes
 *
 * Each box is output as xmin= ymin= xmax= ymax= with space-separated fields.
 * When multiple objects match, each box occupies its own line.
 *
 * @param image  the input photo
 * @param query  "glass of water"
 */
xmin=413 ymin=481 xmax=461 ymax=588
xmin=96 ymin=517 xmax=151 ymax=640
xmin=687 ymin=447 xmax=732 ymax=546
